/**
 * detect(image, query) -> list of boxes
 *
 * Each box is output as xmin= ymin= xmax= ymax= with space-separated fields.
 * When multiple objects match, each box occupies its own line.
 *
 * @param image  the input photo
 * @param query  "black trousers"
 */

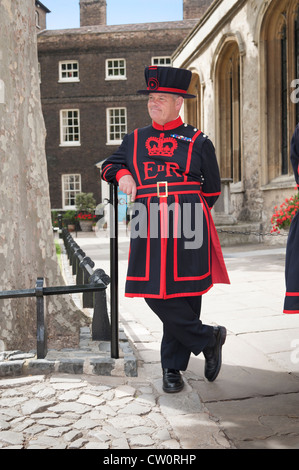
xmin=145 ymin=296 xmax=214 ymax=371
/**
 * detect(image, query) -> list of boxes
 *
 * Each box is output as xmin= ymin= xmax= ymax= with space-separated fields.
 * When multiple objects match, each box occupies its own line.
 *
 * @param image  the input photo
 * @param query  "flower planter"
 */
xmin=67 ymin=224 xmax=76 ymax=232
xmin=79 ymin=220 xmax=93 ymax=232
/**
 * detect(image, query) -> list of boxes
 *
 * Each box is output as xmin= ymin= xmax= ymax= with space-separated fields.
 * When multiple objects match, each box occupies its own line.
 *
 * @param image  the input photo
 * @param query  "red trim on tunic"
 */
xmin=102 ymin=163 xmax=112 ymax=181
xmin=202 ymin=191 xmax=221 ymax=197
xmin=173 ymin=193 xmax=211 ymax=282
xmin=183 ymin=130 xmax=202 ymax=181
xmin=159 ymin=200 xmax=168 ymax=297
xmin=152 ymin=117 xmax=183 ymax=131
xmin=125 ymin=285 xmax=213 ymax=299
xmin=126 ymin=197 xmax=151 ymax=282
xmin=133 ymin=129 xmax=142 ymax=186
xmin=116 ymin=169 xmax=132 ymax=182
xmin=210 ymin=217 xmax=230 ymax=284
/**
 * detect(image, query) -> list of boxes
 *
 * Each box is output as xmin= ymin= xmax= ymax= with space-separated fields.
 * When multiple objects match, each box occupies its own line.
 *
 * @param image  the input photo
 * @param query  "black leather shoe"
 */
xmin=203 ymin=326 xmax=227 ymax=382
xmin=162 ymin=368 xmax=184 ymax=393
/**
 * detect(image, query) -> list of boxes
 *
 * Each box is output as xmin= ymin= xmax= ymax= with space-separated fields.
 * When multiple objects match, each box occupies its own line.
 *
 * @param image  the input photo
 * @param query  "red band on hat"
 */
xmin=147 ymin=86 xmax=187 ymax=94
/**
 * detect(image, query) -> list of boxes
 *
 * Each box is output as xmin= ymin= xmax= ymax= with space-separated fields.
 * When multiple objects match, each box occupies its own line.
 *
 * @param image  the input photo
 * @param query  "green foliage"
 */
xmin=63 ymin=210 xmax=76 ymax=224
xmin=75 ymin=192 xmax=96 ymax=213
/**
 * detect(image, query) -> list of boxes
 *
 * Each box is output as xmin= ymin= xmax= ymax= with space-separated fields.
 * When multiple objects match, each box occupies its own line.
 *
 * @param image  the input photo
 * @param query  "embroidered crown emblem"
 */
xmin=145 ymin=133 xmax=178 ymax=157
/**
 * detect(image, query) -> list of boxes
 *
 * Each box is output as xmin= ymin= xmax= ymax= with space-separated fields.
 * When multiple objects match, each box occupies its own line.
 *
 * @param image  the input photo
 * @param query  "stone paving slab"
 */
xmin=1 ymin=233 xmax=299 ymax=449
xmin=0 ymin=373 xmax=230 ymax=449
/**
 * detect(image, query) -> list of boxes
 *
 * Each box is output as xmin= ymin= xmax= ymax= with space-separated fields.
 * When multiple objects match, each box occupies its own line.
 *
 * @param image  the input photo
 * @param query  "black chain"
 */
xmin=217 ymin=229 xmax=288 ymax=237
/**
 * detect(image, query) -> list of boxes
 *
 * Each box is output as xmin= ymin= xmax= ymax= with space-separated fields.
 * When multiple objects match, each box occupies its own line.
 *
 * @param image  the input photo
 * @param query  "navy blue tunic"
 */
xmin=284 ymin=124 xmax=299 ymax=313
xmin=102 ymin=117 xmax=229 ymax=299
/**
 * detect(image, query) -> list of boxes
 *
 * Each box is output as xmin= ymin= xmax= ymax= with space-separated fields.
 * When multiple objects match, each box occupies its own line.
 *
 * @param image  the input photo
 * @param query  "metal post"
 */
xmin=36 ymin=277 xmax=47 ymax=359
xmin=58 ymin=213 xmax=63 ymax=239
xmin=110 ymin=184 xmax=119 ymax=358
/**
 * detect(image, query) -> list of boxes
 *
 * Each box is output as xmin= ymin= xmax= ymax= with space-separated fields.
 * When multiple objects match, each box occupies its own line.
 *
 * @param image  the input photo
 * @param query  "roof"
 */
xmin=35 ymin=1 xmax=51 ymax=13
xmin=38 ymin=19 xmax=199 ymax=37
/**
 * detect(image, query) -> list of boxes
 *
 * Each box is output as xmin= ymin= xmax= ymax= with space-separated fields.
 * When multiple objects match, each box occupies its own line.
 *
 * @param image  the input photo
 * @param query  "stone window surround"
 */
xmin=59 ymin=109 xmax=81 ymax=147
xmin=105 ymin=58 xmax=127 ymax=80
xmin=259 ymin=0 xmax=299 ymax=186
xmin=151 ymin=56 xmax=172 ymax=66
xmin=62 ymin=174 xmax=82 ymax=210
xmin=106 ymin=107 xmax=127 ymax=146
xmin=58 ymin=60 xmax=80 ymax=83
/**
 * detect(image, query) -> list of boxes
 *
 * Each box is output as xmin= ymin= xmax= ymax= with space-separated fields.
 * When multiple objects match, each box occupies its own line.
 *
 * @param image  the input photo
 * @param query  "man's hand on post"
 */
xmin=118 ymin=174 xmax=137 ymax=202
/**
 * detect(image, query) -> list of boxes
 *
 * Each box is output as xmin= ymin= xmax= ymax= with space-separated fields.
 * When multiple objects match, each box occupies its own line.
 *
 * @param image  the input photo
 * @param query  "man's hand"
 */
xmin=119 ymin=174 xmax=137 ymax=202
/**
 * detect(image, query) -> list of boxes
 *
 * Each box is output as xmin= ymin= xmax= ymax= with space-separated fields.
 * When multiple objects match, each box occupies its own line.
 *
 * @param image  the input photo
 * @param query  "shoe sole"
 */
xmin=162 ymin=381 xmax=185 ymax=393
xmin=207 ymin=326 xmax=227 ymax=382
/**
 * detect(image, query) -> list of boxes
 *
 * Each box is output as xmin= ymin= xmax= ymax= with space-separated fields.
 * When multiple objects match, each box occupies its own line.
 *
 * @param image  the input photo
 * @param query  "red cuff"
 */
xmin=116 ymin=169 xmax=132 ymax=182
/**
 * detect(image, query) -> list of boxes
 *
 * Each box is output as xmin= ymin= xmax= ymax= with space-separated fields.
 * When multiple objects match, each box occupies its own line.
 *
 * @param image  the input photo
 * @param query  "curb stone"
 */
xmin=0 ymin=326 xmax=137 ymax=379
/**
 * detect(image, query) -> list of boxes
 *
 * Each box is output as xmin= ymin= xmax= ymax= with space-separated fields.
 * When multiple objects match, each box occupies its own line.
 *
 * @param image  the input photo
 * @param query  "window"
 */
xmin=106 ymin=59 xmax=126 ymax=80
xmin=151 ymin=57 xmax=172 ymax=66
xmin=261 ymin=0 xmax=299 ymax=182
xmin=216 ymin=41 xmax=241 ymax=183
xmin=59 ymin=61 xmax=79 ymax=82
xmin=281 ymin=24 xmax=288 ymax=175
xmin=106 ymin=108 xmax=127 ymax=144
xmin=62 ymin=174 xmax=81 ymax=209
xmin=38 ymin=62 xmax=41 ymax=84
xmin=0 ymin=79 xmax=4 ymax=104
xmin=60 ymin=109 xmax=81 ymax=146
xmin=35 ymin=11 xmax=40 ymax=28
xmin=185 ymin=72 xmax=201 ymax=130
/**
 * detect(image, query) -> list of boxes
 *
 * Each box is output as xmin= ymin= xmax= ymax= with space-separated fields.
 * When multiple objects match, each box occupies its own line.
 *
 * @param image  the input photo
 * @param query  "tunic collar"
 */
xmin=152 ymin=116 xmax=183 ymax=131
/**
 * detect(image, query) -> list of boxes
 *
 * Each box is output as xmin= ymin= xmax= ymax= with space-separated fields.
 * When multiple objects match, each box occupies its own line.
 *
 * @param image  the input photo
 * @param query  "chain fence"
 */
xmin=216 ymin=228 xmax=288 ymax=238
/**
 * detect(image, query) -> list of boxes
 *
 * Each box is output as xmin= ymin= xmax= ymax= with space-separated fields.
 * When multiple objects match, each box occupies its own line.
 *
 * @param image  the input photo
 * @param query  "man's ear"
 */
xmin=176 ymin=96 xmax=184 ymax=111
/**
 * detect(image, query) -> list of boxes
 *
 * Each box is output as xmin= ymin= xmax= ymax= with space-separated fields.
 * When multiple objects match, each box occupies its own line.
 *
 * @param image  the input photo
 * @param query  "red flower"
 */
xmin=270 ymin=192 xmax=299 ymax=232
xmin=76 ymin=212 xmax=96 ymax=221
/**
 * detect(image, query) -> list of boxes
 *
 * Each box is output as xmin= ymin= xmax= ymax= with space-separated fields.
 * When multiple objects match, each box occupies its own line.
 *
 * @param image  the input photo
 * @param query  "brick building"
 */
xmin=35 ymin=0 xmax=50 ymax=31
xmin=37 ymin=0 xmax=211 ymax=211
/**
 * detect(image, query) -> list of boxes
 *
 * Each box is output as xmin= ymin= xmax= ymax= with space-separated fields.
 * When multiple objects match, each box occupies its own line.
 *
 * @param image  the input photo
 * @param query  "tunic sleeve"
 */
xmin=290 ymin=124 xmax=299 ymax=189
xmin=200 ymin=139 xmax=221 ymax=208
xmin=101 ymin=134 xmax=133 ymax=185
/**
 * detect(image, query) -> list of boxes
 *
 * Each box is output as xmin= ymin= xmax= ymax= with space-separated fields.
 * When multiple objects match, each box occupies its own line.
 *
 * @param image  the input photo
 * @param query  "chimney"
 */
xmin=183 ymin=0 xmax=213 ymax=20
xmin=80 ymin=0 xmax=107 ymax=27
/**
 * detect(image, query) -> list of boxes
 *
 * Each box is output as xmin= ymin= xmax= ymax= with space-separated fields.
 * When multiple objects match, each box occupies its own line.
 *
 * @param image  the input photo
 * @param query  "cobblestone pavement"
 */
xmin=0 ymin=373 xmax=229 ymax=449
xmin=1 ymin=231 xmax=299 ymax=450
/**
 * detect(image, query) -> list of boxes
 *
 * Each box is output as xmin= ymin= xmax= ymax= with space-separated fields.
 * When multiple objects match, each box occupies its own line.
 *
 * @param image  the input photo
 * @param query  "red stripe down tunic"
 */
xmin=102 ymin=116 xmax=230 ymax=299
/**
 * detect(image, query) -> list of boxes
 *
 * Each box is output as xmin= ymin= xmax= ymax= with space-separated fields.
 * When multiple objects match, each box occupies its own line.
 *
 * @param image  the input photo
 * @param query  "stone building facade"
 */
xmin=35 ymin=0 xmax=50 ymax=31
xmin=173 ymin=0 xmax=299 ymax=241
xmin=37 ymin=0 xmax=210 ymax=211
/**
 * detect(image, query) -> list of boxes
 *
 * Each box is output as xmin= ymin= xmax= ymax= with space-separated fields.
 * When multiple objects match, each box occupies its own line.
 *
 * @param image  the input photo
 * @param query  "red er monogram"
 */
xmin=144 ymin=133 xmax=180 ymax=180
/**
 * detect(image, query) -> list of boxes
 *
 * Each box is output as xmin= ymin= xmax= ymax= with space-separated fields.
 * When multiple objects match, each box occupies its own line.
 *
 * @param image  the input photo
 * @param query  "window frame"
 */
xmin=260 ymin=0 xmax=299 ymax=185
xmin=62 ymin=174 xmax=82 ymax=210
xmin=106 ymin=107 xmax=127 ymax=145
xmin=58 ymin=60 xmax=80 ymax=83
xmin=105 ymin=59 xmax=127 ymax=80
xmin=151 ymin=57 xmax=172 ymax=66
xmin=216 ymin=40 xmax=242 ymax=184
xmin=60 ymin=109 xmax=81 ymax=147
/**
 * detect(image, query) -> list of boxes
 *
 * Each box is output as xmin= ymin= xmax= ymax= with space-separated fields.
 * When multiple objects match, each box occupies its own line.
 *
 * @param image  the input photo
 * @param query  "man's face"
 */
xmin=147 ymin=93 xmax=183 ymax=126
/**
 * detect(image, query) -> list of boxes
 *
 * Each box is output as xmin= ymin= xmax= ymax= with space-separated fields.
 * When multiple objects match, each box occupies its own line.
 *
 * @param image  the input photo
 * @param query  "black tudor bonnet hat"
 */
xmin=138 ymin=66 xmax=196 ymax=99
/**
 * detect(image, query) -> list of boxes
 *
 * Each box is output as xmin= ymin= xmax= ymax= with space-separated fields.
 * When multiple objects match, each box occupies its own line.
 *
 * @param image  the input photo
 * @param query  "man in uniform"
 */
xmin=102 ymin=66 xmax=230 ymax=392
xmin=284 ymin=123 xmax=299 ymax=314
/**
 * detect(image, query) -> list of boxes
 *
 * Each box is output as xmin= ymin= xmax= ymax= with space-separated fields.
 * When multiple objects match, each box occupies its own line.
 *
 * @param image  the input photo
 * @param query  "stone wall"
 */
xmin=174 ymin=0 xmax=297 ymax=238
